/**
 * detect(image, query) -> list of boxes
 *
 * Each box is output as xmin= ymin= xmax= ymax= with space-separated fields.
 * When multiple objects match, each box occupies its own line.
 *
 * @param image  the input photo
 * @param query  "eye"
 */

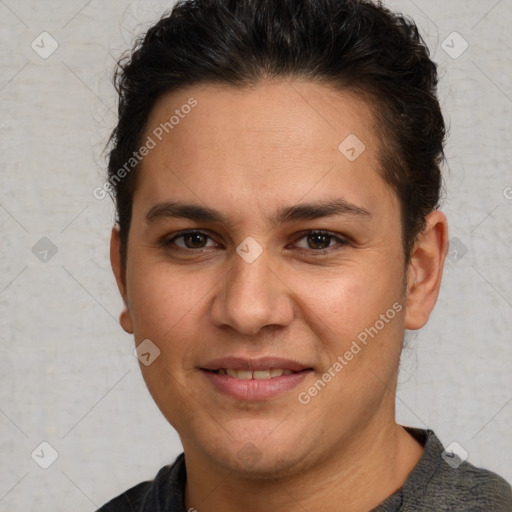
xmin=294 ymin=230 xmax=348 ymax=251
xmin=163 ymin=231 xmax=218 ymax=250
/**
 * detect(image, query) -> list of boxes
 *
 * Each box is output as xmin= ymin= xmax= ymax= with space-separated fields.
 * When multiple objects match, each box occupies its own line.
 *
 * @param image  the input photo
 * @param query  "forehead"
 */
xmin=134 ymin=80 xmax=398 ymax=220
xmin=144 ymin=79 xmax=378 ymax=160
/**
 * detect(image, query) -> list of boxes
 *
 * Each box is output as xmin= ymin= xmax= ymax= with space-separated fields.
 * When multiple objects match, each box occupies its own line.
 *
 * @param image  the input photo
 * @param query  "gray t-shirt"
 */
xmin=372 ymin=428 xmax=512 ymax=511
xmin=98 ymin=428 xmax=512 ymax=511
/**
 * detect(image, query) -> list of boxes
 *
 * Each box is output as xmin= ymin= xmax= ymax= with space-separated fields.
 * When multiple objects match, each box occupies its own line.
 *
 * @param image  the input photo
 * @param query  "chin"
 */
xmin=197 ymin=428 xmax=313 ymax=479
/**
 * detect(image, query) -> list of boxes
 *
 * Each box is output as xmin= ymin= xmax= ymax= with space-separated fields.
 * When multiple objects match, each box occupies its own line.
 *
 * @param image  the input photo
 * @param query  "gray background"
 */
xmin=0 ymin=0 xmax=511 ymax=510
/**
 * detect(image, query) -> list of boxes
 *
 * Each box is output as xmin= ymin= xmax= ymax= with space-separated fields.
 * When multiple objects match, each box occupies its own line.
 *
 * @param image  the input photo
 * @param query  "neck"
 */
xmin=184 ymin=421 xmax=424 ymax=512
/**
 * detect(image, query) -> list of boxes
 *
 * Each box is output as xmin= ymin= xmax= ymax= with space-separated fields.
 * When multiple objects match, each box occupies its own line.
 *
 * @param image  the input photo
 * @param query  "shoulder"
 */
xmin=426 ymin=460 xmax=512 ymax=511
xmin=96 ymin=454 xmax=186 ymax=512
xmin=96 ymin=479 xmax=153 ymax=512
xmin=402 ymin=429 xmax=512 ymax=511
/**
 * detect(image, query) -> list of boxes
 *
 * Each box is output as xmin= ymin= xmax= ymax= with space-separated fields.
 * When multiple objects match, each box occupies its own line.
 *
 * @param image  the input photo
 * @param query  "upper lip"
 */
xmin=200 ymin=356 xmax=311 ymax=372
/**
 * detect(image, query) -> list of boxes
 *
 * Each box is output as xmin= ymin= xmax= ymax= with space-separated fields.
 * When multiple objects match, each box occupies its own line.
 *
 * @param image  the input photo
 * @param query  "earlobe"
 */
xmin=119 ymin=308 xmax=134 ymax=334
xmin=110 ymin=226 xmax=134 ymax=334
xmin=404 ymin=210 xmax=449 ymax=331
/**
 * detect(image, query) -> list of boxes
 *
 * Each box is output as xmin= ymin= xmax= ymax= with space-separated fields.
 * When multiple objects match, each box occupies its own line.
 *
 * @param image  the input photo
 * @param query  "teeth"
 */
xmin=253 ymin=370 xmax=271 ymax=380
xmin=219 ymin=368 xmax=297 ymax=379
xmin=232 ymin=369 xmax=252 ymax=380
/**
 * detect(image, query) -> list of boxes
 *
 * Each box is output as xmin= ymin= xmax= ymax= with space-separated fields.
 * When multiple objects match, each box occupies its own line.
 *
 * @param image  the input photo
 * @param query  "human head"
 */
xmin=107 ymin=0 xmax=449 ymax=487
xmin=107 ymin=0 xmax=446 ymax=273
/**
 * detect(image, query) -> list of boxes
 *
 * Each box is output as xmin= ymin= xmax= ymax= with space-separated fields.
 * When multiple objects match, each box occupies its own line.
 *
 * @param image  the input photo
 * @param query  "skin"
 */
xmin=110 ymin=80 xmax=449 ymax=511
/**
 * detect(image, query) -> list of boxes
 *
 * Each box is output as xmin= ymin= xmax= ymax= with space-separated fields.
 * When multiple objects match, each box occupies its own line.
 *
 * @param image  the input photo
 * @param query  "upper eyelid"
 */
xmin=171 ymin=229 xmax=212 ymax=238
xmin=167 ymin=229 xmax=217 ymax=241
xmin=292 ymin=229 xmax=345 ymax=239
xmin=168 ymin=228 xmax=344 ymax=239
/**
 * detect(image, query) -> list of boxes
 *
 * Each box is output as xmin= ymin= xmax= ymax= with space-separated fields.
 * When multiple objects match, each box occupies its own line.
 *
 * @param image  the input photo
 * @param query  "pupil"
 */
xmin=185 ymin=233 xmax=206 ymax=248
xmin=308 ymin=233 xmax=331 ymax=249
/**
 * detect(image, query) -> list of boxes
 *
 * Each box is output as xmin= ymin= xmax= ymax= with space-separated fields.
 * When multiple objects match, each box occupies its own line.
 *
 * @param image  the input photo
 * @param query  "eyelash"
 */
xmin=159 ymin=230 xmax=350 ymax=255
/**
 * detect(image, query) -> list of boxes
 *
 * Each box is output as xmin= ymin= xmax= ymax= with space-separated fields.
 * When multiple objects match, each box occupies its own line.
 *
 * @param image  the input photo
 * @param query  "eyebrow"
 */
xmin=273 ymin=199 xmax=372 ymax=225
xmin=146 ymin=202 xmax=229 ymax=224
xmin=145 ymin=199 xmax=372 ymax=226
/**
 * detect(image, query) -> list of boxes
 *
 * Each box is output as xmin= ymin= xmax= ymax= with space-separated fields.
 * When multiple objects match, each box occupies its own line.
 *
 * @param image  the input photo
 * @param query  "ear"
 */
xmin=110 ymin=225 xmax=134 ymax=334
xmin=404 ymin=210 xmax=449 ymax=330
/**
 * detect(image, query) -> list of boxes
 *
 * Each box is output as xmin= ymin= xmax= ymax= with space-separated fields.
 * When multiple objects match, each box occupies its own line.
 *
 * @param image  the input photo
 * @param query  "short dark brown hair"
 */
xmin=107 ymin=0 xmax=445 ymax=269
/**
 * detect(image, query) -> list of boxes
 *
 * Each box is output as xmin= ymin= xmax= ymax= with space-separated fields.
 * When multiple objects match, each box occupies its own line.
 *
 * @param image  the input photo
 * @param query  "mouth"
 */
xmin=199 ymin=357 xmax=313 ymax=400
xmin=206 ymin=368 xmax=297 ymax=379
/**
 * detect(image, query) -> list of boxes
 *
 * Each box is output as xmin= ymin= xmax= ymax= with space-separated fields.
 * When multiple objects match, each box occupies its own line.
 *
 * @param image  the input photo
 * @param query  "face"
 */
xmin=111 ymin=80 xmax=442 ymax=477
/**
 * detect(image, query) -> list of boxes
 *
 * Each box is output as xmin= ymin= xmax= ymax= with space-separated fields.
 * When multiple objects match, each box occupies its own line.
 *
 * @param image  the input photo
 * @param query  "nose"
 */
xmin=210 ymin=249 xmax=294 ymax=335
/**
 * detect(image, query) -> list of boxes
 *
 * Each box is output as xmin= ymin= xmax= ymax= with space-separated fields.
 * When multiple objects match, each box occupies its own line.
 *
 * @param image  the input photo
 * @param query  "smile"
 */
xmin=213 ymin=368 xmax=296 ymax=379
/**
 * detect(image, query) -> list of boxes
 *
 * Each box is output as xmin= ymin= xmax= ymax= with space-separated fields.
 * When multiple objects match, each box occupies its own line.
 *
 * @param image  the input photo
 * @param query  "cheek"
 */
xmin=126 ymin=256 xmax=211 ymax=341
xmin=290 ymin=256 xmax=404 ymax=342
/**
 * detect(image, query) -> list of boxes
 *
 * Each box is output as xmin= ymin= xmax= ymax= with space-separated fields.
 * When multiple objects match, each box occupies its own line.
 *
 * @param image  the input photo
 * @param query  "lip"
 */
xmin=200 ymin=356 xmax=310 ymax=372
xmin=199 ymin=356 xmax=313 ymax=401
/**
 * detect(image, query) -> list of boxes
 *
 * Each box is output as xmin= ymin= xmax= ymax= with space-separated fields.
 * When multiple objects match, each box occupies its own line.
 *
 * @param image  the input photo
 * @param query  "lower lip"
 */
xmin=201 ymin=369 xmax=312 ymax=401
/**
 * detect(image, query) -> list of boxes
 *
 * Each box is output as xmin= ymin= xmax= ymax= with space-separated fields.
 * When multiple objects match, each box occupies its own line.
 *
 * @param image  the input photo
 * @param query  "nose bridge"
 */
xmin=210 ymin=249 xmax=293 ymax=334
